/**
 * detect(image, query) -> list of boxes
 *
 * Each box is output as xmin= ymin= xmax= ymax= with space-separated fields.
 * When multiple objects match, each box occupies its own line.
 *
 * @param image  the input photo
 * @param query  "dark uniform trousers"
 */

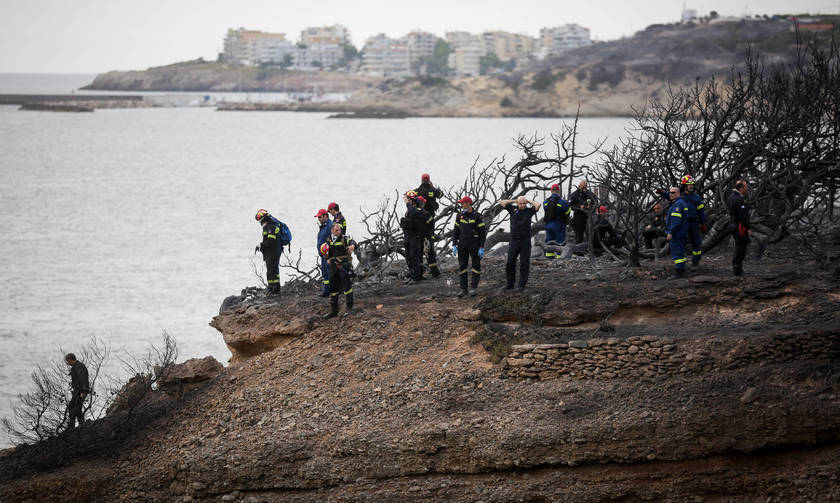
xmin=329 ymin=262 xmax=354 ymax=309
xmin=68 ymin=394 xmax=85 ymax=428
xmin=686 ymin=221 xmax=702 ymax=265
xmin=264 ymin=249 xmax=280 ymax=290
xmin=405 ymin=235 xmax=423 ymax=280
xmin=506 ymin=238 xmax=531 ymax=288
xmin=458 ymin=246 xmax=481 ymax=291
xmin=733 ymin=233 xmax=749 ymax=276
xmin=423 ymin=237 xmax=439 ymax=277
xmin=571 ymin=213 xmax=588 ymax=243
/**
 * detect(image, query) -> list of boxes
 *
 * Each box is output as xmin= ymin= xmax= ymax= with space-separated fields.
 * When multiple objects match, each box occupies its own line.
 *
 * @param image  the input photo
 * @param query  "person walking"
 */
xmin=255 ymin=209 xmax=282 ymax=295
xmin=665 ymin=187 xmax=690 ymax=278
xmin=451 ymin=196 xmax=486 ymax=297
xmin=328 ymin=202 xmax=346 ymax=236
xmin=569 ymin=180 xmax=593 ymax=244
xmin=500 ymin=196 xmax=540 ymax=289
xmin=64 ymin=353 xmax=90 ymax=430
xmin=315 ymin=209 xmax=333 ymax=297
xmin=542 ymin=184 xmax=570 ymax=258
xmin=322 ymin=223 xmax=357 ymax=317
xmin=680 ymin=175 xmax=707 ymax=269
xmin=728 ymin=180 xmax=751 ymax=276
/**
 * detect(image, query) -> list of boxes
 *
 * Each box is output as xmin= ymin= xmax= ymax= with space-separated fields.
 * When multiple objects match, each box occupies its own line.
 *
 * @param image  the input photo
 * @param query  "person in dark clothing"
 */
xmin=315 ymin=209 xmax=333 ymax=297
xmin=500 ymin=196 xmax=540 ymax=289
xmin=665 ymin=187 xmax=691 ymax=278
xmin=415 ymin=196 xmax=440 ymax=278
xmin=727 ymin=180 xmax=751 ymax=276
xmin=327 ymin=202 xmax=346 ymax=235
xmin=643 ymin=203 xmax=667 ymax=249
xmin=323 ymin=223 xmax=357 ymax=318
xmin=415 ymin=173 xmax=442 ymax=216
xmin=593 ymin=206 xmax=623 ymax=250
xmin=65 ymin=353 xmax=90 ymax=430
xmin=415 ymin=174 xmax=443 ymax=277
xmin=542 ymin=183 xmax=570 ymax=258
xmin=680 ymin=175 xmax=707 ymax=269
xmin=569 ymin=180 xmax=593 ymax=244
xmin=400 ymin=191 xmax=427 ymax=284
xmin=451 ymin=196 xmax=486 ymax=297
xmin=255 ymin=209 xmax=282 ymax=295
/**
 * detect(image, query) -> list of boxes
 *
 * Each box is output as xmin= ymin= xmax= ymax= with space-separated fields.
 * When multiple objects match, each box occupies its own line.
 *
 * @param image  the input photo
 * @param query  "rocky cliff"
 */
xmin=1 ymin=251 xmax=838 ymax=501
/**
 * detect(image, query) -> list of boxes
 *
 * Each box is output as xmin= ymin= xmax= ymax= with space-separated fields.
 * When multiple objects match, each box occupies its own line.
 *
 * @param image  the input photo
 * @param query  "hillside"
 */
xmin=1 ymin=248 xmax=838 ymax=501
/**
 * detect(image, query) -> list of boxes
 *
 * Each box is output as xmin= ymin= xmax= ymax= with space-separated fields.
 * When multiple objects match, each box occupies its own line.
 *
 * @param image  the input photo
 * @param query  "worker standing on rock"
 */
xmin=328 ymin=202 xmax=346 ymax=236
xmin=542 ymin=183 xmax=570 ymax=258
xmin=500 ymin=196 xmax=540 ymax=289
xmin=415 ymin=174 xmax=442 ymax=278
xmin=728 ymin=180 xmax=751 ymax=276
xmin=665 ymin=187 xmax=690 ymax=278
xmin=400 ymin=191 xmax=426 ymax=284
xmin=255 ymin=209 xmax=282 ymax=295
xmin=64 ymin=353 xmax=90 ymax=430
xmin=680 ymin=175 xmax=707 ymax=270
xmin=415 ymin=195 xmax=439 ymax=278
xmin=452 ymin=196 xmax=486 ymax=297
xmin=323 ymin=223 xmax=357 ymax=317
xmin=316 ymin=209 xmax=333 ymax=297
xmin=569 ymin=180 xmax=593 ymax=244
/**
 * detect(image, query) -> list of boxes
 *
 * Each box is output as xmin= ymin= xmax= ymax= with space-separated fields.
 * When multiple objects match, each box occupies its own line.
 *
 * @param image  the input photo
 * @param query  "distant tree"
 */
xmin=339 ymin=43 xmax=359 ymax=67
xmin=420 ymin=39 xmax=453 ymax=76
xmin=281 ymin=53 xmax=293 ymax=68
xmin=710 ymin=10 xmax=719 ymax=20
xmin=480 ymin=52 xmax=503 ymax=75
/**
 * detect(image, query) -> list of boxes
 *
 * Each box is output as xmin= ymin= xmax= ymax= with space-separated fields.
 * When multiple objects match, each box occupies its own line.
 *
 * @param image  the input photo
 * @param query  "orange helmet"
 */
xmin=319 ymin=242 xmax=330 ymax=256
xmin=255 ymin=209 xmax=269 ymax=222
xmin=680 ymin=174 xmax=695 ymax=185
xmin=405 ymin=190 xmax=417 ymax=199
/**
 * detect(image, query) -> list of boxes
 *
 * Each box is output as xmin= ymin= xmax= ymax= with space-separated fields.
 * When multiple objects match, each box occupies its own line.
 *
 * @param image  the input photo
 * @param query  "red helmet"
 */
xmin=598 ymin=205 xmax=608 ymax=214
xmin=457 ymin=196 xmax=473 ymax=205
xmin=255 ymin=209 xmax=269 ymax=222
xmin=421 ymin=173 xmax=431 ymax=181
xmin=319 ymin=242 xmax=330 ymax=256
xmin=680 ymin=174 xmax=695 ymax=185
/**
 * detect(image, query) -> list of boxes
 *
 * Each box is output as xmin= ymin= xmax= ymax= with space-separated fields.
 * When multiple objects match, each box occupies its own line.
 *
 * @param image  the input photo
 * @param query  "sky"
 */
xmin=1 ymin=0 xmax=839 ymax=73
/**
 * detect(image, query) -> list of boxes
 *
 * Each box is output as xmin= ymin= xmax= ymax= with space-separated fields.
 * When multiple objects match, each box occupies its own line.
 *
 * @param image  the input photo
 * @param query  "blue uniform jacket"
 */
xmin=683 ymin=192 xmax=706 ymax=224
xmin=666 ymin=197 xmax=690 ymax=237
xmin=317 ymin=219 xmax=333 ymax=250
xmin=543 ymin=194 xmax=571 ymax=223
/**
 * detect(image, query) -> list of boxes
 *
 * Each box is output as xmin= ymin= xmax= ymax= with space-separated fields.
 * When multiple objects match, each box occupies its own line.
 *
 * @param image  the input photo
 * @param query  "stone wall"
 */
xmin=502 ymin=331 xmax=839 ymax=381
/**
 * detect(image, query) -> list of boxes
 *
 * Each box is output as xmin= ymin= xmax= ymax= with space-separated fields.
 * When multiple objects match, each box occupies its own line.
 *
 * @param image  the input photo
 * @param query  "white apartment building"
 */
xmin=481 ymin=31 xmax=537 ymax=61
xmin=361 ymin=34 xmax=411 ymax=77
xmin=223 ymin=28 xmax=292 ymax=65
xmin=291 ymin=44 xmax=343 ymax=70
xmin=539 ymin=24 xmax=591 ymax=55
xmin=404 ymin=30 xmax=437 ymax=65
xmin=300 ymin=24 xmax=351 ymax=46
xmin=444 ymin=32 xmax=483 ymax=77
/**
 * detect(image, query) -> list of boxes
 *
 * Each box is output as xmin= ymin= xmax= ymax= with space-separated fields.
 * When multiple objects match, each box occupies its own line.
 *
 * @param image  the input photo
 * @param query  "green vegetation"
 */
xmin=419 ymin=39 xmax=453 ymax=76
xmin=531 ymin=69 xmax=560 ymax=91
xmin=500 ymin=96 xmax=514 ymax=107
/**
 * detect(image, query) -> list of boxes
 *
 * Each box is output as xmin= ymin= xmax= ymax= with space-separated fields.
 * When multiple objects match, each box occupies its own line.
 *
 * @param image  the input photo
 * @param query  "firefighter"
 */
xmin=322 ymin=223 xmax=357 ymax=318
xmin=64 ymin=353 xmax=90 ymax=430
xmin=500 ymin=196 xmax=540 ymax=289
xmin=415 ymin=195 xmax=440 ymax=278
xmin=315 ymin=209 xmax=333 ymax=297
xmin=569 ymin=180 xmax=593 ymax=244
xmin=451 ymin=196 xmax=486 ymax=297
xmin=680 ymin=175 xmax=707 ymax=269
xmin=728 ymin=180 xmax=751 ymax=276
xmin=415 ymin=174 xmax=443 ymax=277
xmin=415 ymin=173 xmax=442 ymax=217
xmin=328 ymin=202 xmax=346 ymax=235
xmin=400 ymin=191 xmax=426 ymax=284
xmin=665 ymin=187 xmax=690 ymax=278
xmin=255 ymin=209 xmax=281 ymax=295
xmin=542 ymin=183 xmax=571 ymax=258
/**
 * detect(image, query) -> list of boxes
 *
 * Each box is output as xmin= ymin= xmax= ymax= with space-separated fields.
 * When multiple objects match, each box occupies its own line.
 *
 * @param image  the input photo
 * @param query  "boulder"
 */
xmin=157 ymin=356 xmax=223 ymax=394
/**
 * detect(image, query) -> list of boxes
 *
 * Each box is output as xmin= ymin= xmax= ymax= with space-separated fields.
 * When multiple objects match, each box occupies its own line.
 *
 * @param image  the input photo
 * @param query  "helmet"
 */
xmin=255 ymin=209 xmax=269 ymax=222
xmin=405 ymin=190 xmax=418 ymax=199
xmin=421 ymin=173 xmax=431 ymax=181
xmin=416 ymin=195 xmax=426 ymax=206
xmin=598 ymin=205 xmax=608 ymax=214
xmin=457 ymin=196 xmax=473 ymax=205
xmin=319 ymin=242 xmax=330 ymax=256
xmin=680 ymin=174 xmax=695 ymax=185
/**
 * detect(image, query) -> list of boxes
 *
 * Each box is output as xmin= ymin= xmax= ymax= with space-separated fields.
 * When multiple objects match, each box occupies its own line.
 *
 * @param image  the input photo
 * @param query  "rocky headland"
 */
xmin=1 ymin=246 xmax=838 ymax=502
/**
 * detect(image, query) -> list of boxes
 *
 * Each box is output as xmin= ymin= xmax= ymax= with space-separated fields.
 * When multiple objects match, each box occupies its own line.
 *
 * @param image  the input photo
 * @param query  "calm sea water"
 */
xmin=0 ymin=75 xmax=630 ymax=446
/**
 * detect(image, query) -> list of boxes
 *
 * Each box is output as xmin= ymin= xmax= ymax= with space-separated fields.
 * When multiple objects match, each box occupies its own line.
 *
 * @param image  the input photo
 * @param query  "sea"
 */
xmin=0 ymin=73 xmax=630 ymax=447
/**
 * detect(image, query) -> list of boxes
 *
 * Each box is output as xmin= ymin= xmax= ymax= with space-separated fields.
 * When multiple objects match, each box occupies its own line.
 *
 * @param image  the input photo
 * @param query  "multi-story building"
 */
xmin=300 ymin=24 xmax=351 ymax=47
xmin=481 ymin=30 xmax=537 ymax=61
xmin=447 ymin=42 xmax=482 ymax=77
xmin=539 ymin=24 xmax=591 ymax=55
xmin=361 ymin=34 xmax=411 ymax=77
xmin=290 ymin=44 xmax=343 ymax=70
xmin=404 ymin=30 xmax=437 ymax=66
xmin=223 ymin=28 xmax=292 ymax=65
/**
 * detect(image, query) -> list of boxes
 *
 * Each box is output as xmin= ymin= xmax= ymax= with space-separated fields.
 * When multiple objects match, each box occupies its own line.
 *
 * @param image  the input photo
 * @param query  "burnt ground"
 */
xmin=1 ymin=243 xmax=839 ymax=502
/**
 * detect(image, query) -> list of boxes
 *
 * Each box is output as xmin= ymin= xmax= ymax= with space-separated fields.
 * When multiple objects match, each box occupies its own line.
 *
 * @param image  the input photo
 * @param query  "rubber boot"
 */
xmin=344 ymin=292 xmax=354 ymax=317
xmin=324 ymin=296 xmax=339 ymax=318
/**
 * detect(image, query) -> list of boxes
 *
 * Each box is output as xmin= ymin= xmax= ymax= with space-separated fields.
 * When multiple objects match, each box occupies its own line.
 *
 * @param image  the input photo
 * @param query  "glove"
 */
xmin=452 ymin=245 xmax=458 ymax=256
xmin=254 ymin=245 xmax=261 ymax=254
xmin=478 ymin=247 xmax=485 ymax=257
xmin=699 ymin=224 xmax=707 ymax=233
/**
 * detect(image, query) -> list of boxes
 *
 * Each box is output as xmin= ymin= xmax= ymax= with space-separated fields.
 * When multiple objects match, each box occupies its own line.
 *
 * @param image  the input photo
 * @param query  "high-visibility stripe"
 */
xmin=545 ymin=252 xmax=555 ymax=258
xmin=266 ymin=234 xmax=277 ymax=239
xmin=696 ymin=204 xmax=705 ymax=209
xmin=671 ymin=212 xmax=682 ymax=217
xmin=323 ymin=280 xmax=329 ymax=285
xmin=330 ymin=292 xmax=339 ymax=297
xmin=477 ymin=223 xmax=485 ymax=227
xmin=428 ymin=192 xmax=434 ymax=196
xmin=674 ymin=258 xmax=686 ymax=264
xmin=564 ymin=208 xmax=571 ymax=214
xmin=344 ymin=289 xmax=353 ymax=295
xmin=467 ymin=219 xmax=476 ymax=223
xmin=428 ymin=262 xmax=438 ymax=267
xmin=459 ymin=269 xmax=468 ymax=275
xmin=692 ymin=250 xmax=701 ymax=256
xmin=471 ymin=268 xmax=481 ymax=274
xmin=268 ymin=279 xmax=280 ymax=284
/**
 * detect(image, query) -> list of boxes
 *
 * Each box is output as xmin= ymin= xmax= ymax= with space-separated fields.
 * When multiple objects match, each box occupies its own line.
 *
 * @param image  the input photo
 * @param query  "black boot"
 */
xmin=344 ymin=293 xmax=354 ymax=316
xmin=733 ymin=264 xmax=743 ymax=276
xmin=323 ymin=296 xmax=339 ymax=318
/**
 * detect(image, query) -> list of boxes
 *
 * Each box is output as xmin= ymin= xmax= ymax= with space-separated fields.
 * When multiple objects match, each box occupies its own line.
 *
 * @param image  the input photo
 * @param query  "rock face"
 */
xmin=157 ymin=357 xmax=223 ymax=394
xmin=1 ymin=253 xmax=839 ymax=502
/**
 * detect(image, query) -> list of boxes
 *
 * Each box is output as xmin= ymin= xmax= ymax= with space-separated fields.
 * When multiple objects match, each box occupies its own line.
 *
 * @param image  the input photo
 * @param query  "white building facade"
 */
xmin=539 ymin=24 xmax=591 ymax=55
xmin=361 ymin=35 xmax=411 ymax=77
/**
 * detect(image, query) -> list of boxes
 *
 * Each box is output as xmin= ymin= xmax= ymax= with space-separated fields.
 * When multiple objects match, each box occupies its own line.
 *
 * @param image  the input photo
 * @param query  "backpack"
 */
xmin=270 ymin=216 xmax=293 ymax=250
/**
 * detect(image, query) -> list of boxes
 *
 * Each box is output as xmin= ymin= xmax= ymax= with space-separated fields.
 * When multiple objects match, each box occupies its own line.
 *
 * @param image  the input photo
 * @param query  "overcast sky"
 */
xmin=1 ymin=0 xmax=838 ymax=73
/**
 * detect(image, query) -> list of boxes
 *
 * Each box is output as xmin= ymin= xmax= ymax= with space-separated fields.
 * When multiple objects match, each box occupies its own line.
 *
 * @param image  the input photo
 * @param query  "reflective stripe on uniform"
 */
xmin=428 ymin=262 xmax=437 ymax=267
xmin=671 ymin=212 xmax=682 ymax=217
xmin=330 ymin=292 xmax=339 ymax=297
xmin=564 ymin=208 xmax=571 ymax=215
xmin=459 ymin=269 xmax=468 ymax=275
xmin=471 ymin=268 xmax=481 ymax=274
xmin=323 ymin=280 xmax=329 ymax=285
xmin=344 ymin=289 xmax=353 ymax=295
xmin=268 ymin=279 xmax=280 ymax=284
xmin=674 ymin=258 xmax=686 ymax=264
xmin=696 ymin=204 xmax=705 ymax=209
xmin=477 ymin=223 xmax=485 ymax=227
xmin=545 ymin=252 xmax=555 ymax=258
xmin=266 ymin=234 xmax=277 ymax=239
xmin=692 ymin=250 xmax=701 ymax=256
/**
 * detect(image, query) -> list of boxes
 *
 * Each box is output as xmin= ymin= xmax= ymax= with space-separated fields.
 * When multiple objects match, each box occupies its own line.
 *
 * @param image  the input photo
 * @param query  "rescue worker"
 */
xmin=255 ymin=209 xmax=281 ymax=295
xmin=680 ymin=175 xmax=707 ymax=269
xmin=415 ymin=174 xmax=443 ymax=277
xmin=643 ymin=203 xmax=666 ymax=249
xmin=728 ymin=180 xmax=751 ymax=276
xmin=328 ymin=202 xmax=346 ymax=236
xmin=415 ymin=195 xmax=440 ymax=278
xmin=665 ymin=187 xmax=690 ymax=278
xmin=315 ymin=209 xmax=333 ymax=297
xmin=542 ymin=183 xmax=571 ymax=258
xmin=64 ymin=353 xmax=90 ymax=430
xmin=500 ymin=196 xmax=540 ymax=289
xmin=400 ymin=191 xmax=427 ymax=284
xmin=593 ymin=206 xmax=623 ymax=250
xmin=415 ymin=173 xmax=442 ymax=216
xmin=451 ymin=196 xmax=486 ymax=297
xmin=322 ymin=223 xmax=357 ymax=317
xmin=569 ymin=180 xmax=593 ymax=244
